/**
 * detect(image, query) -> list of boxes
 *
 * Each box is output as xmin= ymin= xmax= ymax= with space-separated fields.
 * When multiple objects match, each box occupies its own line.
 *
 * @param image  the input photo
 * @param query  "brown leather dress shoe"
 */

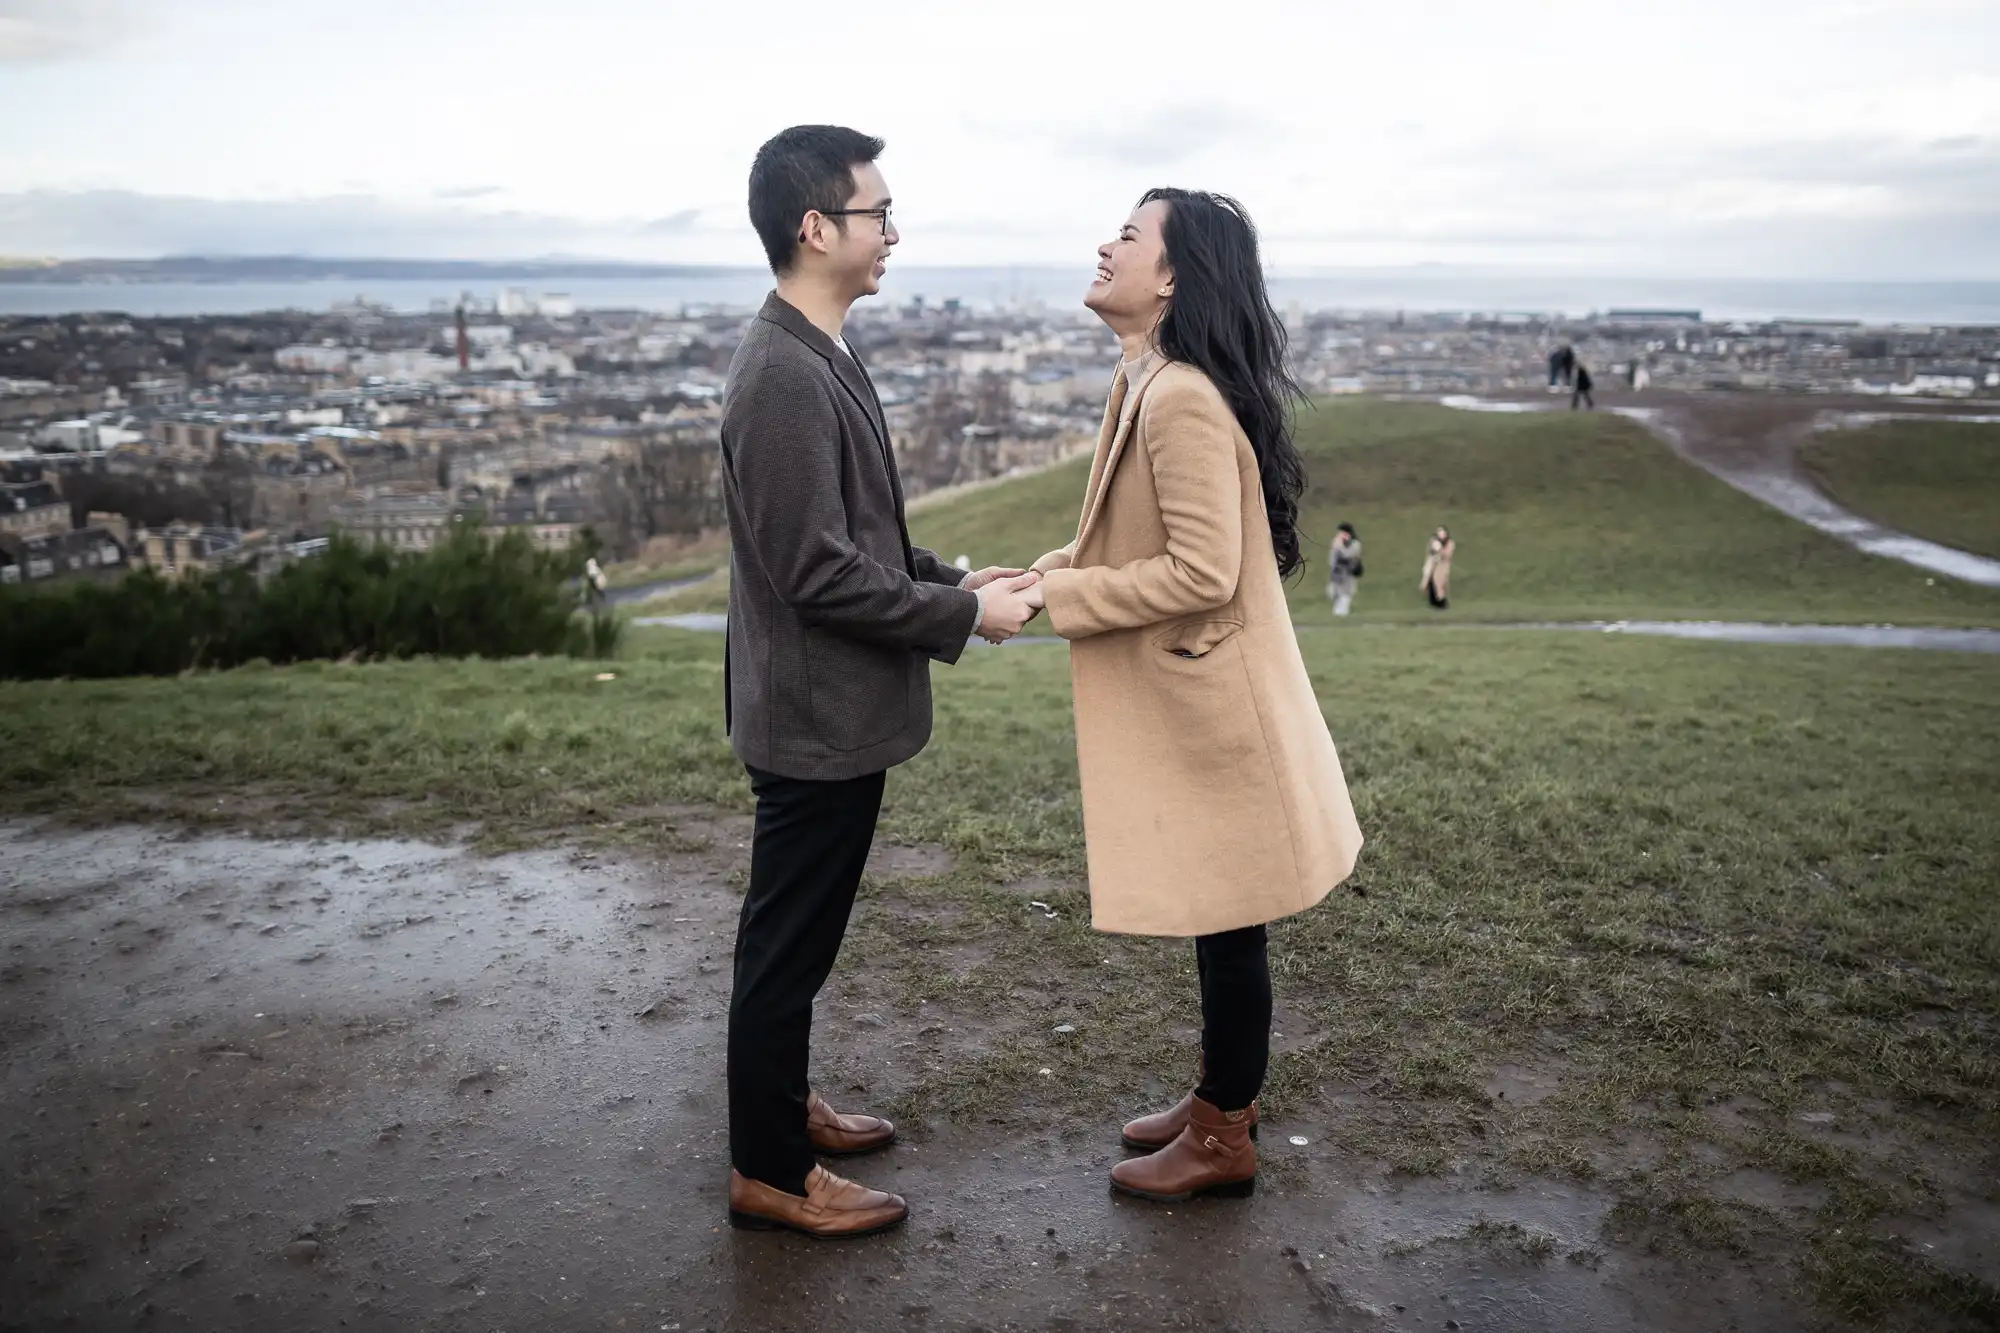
xmin=1110 ymin=1096 xmax=1257 ymax=1202
xmin=728 ymin=1166 xmax=908 ymax=1239
xmin=1121 ymin=1089 xmax=1259 ymax=1150
xmin=807 ymin=1090 xmax=895 ymax=1156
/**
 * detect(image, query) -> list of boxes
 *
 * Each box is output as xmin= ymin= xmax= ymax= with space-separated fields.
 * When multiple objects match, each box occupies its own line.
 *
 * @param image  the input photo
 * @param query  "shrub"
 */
xmin=0 ymin=528 xmax=613 ymax=680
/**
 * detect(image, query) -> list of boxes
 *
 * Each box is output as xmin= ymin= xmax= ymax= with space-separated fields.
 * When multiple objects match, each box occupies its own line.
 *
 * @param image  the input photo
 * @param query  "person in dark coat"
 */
xmin=717 ymin=125 xmax=1042 ymax=1240
xmin=1571 ymin=361 xmax=1595 ymax=410
xmin=1548 ymin=343 xmax=1575 ymax=391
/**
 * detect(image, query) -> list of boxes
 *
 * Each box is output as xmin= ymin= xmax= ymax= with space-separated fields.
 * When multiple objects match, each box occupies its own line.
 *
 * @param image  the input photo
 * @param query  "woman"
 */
xmin=1420 ymin=527 xmax=1454 ymax=610
xmin=1327 ymin=522 xmax=1363 ymax=617
xmin=1018 ymin=190 xmax=1364 ymax=1203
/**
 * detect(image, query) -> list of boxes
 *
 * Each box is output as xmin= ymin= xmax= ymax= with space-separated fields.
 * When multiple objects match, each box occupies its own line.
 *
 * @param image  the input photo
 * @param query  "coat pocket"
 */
xmin=804 ymin=628 xmax=909 ymax=751
xmin=1149 ymin=618 xmax=1245 ymax=660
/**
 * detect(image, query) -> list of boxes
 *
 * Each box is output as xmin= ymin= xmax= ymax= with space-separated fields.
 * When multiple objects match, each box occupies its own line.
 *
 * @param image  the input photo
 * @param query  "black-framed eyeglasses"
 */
xmin=820 ymin=205 xmax=893 ymax=234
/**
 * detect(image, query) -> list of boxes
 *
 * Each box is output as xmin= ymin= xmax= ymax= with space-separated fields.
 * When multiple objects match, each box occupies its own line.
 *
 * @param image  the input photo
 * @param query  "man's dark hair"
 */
xmin=748 ymin=125 xmax=885 ymax=275
xmin=1337 ymin=522 xmax=1356 ymax=537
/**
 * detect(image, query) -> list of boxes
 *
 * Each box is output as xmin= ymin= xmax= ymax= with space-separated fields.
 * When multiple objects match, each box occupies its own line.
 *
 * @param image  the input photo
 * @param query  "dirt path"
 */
xmin=1621 ymin=401 xmax=2000 ymax=588
xmin=0 ymin=817 xmax=1817 ymax=1333
xmin=1437 ymin=392 xmax=2000 ymax=588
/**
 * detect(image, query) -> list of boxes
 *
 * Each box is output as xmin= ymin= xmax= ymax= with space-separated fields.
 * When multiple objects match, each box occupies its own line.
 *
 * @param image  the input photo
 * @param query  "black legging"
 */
xmin=1192 ymin=924 xmax=1271 ymax=1113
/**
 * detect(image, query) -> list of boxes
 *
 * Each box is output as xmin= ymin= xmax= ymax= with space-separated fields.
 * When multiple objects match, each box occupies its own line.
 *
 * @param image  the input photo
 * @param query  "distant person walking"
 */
xmin=1420 ymin=526 xmax=1454 ymax=610
xmin=1548 ymin=344 xmax=1575 ymax=392
xmin=1571 ymin=361 xmax=1595 ymax=411
xmin=1327 ymin=523 xmax=1363 ymax=617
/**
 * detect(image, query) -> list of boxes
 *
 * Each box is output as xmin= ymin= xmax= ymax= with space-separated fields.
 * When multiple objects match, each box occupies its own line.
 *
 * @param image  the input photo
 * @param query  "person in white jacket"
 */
xmin=1327 ymin=523 xmax=1363 ymax=617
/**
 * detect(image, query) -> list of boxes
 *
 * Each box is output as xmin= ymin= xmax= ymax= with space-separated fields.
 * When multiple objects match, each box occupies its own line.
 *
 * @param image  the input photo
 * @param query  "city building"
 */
xmin=137 ymin=521 xmax=247 ymax=580
xmin=1 ymin=480 xmax=68 ymax=539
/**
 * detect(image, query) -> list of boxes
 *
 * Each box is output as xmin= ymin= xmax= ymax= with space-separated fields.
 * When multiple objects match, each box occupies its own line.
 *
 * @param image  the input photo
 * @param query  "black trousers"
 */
xmin=727 ymin=764 xmax=886 ymax=1196
xmin=1192 ymin=924 xmax=1272 ymax=1113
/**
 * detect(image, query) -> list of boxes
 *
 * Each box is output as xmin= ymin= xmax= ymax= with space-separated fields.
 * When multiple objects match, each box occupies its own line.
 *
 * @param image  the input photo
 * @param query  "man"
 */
xmin=717 ymin=125 xmax=1041 ymax=1238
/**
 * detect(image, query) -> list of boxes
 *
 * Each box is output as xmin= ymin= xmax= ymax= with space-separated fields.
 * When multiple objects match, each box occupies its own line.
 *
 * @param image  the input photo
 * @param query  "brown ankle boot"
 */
xmin=1121 ymin=1089 xmax=1260 ymax=1150
xmin=1110 ymin=1096 xmax=1257 ymax=1202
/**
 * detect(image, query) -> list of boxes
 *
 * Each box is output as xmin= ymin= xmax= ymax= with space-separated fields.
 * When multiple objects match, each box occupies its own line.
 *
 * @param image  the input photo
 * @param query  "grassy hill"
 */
xmin=1801 ymin=419 xmax=2000 ymax=561
xmin=908 ymin=399 xmax=2000 ymax=626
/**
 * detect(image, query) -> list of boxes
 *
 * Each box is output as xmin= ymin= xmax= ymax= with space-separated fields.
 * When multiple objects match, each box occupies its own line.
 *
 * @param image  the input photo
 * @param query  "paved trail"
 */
xmin=635 ymin=613 xmax=2000 ymax=654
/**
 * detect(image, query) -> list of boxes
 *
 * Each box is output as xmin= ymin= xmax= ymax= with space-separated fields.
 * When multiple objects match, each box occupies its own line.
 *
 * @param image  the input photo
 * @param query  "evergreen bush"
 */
xmin=0 ymin=527 xmax=622 ymax=680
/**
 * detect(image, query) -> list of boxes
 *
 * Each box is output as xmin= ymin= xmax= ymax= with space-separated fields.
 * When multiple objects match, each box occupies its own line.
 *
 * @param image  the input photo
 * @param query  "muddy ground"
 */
xmin=0 ymin=815 xmax=1893 ymax=1331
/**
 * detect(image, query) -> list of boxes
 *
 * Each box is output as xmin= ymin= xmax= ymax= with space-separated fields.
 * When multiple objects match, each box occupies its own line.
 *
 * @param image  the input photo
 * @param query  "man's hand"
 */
xmin=977 ymin=572 xmax=1042 ymax=644
xmin=963 ymin=565 xmax=1029 ymax=592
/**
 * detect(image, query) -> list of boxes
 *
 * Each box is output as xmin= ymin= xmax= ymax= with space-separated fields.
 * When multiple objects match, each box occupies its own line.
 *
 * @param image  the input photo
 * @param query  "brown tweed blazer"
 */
xmin=719 ymin=292 xmax=979 ymax=780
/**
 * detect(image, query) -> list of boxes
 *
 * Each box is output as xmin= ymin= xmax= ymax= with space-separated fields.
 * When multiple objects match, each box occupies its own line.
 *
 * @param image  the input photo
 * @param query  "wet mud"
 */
xmin=0 ymin=819 xmax=1842 ymax=1331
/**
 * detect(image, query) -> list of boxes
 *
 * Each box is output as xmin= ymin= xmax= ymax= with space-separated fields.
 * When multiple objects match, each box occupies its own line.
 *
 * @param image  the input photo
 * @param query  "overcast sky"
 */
xmin=2 ymin=0 xmax=1997 ymax=277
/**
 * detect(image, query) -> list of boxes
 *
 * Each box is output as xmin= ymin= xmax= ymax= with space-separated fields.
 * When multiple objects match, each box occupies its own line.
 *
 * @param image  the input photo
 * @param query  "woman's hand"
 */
xmin=963 ymin=566 xmax=1029 ymax=592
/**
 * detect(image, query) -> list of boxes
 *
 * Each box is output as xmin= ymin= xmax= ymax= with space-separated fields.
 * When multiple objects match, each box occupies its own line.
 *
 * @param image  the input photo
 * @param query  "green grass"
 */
xmin=1801 ymin=420 xmax=2000 ymax=561
xmin=601 ymin=531 xmax=732 ymax=590
xmin=3 ymin=626 xmax=1996 ymax=1327
xmin=909 ymin=399 xmax=2000 ymax=625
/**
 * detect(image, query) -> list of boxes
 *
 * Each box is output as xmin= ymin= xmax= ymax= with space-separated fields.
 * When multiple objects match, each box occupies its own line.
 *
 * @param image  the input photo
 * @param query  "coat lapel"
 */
xmin=826 ymin=343 xmax=893 ymax=460
xmin=1074 ymin=364 xmax=1127 ymax=530
xmin=843 ymin=344 xmax=897 ymax=475
xmin=844 ymin=345 xmax=912 ymax=526
xmin=756 ymin=291 xmax=892 ymax=459
xmin=1074 ymin=354 xmax=1169 ymax=550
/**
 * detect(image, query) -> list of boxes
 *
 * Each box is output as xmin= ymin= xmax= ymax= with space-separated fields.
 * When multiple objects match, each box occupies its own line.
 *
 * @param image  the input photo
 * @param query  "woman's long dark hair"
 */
xmin=1142 ymin=187 xmax=1309 ymax=579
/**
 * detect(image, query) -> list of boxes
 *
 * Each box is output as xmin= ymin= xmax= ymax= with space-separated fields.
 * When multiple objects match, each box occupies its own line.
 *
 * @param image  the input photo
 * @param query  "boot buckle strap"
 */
xmin=1202 ymin=1134 xmax=1222 ymax=1152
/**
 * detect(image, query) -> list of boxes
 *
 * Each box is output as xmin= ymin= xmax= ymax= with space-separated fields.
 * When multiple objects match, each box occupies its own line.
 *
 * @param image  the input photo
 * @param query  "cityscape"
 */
xmin=5 ymin=289 xmax=1996 ymax=588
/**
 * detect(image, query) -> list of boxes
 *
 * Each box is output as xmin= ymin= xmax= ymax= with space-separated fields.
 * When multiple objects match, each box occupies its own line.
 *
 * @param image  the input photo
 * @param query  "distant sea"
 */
xmin=2 ymin=267 xmax=1997 ymax=325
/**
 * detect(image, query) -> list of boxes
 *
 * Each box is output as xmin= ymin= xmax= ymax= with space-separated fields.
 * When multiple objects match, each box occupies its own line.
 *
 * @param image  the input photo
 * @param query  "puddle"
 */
xmin=601 ymin=572 xmax=712 ymax=606
xmin=1489 ymin=620 xmax=2000 ymax=653
xmin=1486 ymin=1064 xmax=1563 ymax=1106
xmin=1438 ymin=394 xmax=1550 ymax=413
xmin=1711 ymin=1169 xmax=1831 ymax=1213
xmin=1897 ymin=1195 xmax=2000 ymax=1287
xmin=632 ymin=611 xmax=730 ymax=632
xmin=631 ymin=611 xmax=1065 ymax=649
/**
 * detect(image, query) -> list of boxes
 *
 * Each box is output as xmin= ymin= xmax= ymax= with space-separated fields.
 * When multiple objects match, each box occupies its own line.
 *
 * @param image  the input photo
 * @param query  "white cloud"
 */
xmin=0 ymin=0 xmax=136 ymax=61
xmin=0 ymin=190 xmax=736 ymax=262
xmin=0 ymin=0 xmax=1995 ymax=277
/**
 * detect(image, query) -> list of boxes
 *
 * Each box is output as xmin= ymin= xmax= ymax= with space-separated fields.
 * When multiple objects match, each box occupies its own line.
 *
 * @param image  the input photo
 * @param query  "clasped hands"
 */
xmin=964 ymin=566 xmax=1046 ymax=644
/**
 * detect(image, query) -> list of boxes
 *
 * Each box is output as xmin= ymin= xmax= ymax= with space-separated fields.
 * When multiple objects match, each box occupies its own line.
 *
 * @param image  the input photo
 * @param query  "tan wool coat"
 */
xmin=1033 ymin=358 xmax=1364 ymax=937
xmin=1420 ymin=537 xmax=1455 ymax=600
